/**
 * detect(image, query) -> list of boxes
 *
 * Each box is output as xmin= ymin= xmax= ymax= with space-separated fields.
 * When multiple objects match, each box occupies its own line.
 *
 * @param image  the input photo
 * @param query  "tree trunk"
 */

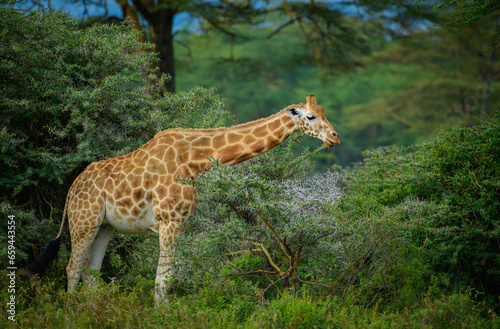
xmin=150 ymin=9 xmax=176 ymax=93
xmin=123 ymin=0 xmax=177 ymax=93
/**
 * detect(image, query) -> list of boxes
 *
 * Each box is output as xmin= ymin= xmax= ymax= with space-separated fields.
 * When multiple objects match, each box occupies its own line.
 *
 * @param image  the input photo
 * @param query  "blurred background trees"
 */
xmin=23 ymin=0 xmax=379 ymax=93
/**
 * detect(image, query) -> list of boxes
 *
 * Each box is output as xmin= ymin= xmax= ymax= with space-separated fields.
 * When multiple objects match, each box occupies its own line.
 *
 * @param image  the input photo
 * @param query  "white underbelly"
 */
xmin=103 ymin=202 xmax=157 ymax=234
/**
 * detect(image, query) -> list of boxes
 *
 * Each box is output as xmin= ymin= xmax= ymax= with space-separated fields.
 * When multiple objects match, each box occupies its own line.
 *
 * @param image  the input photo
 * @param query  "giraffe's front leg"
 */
xmin=153 ymin=182 xmax=198 ymax=304
xmin=155 ymin=218 xmax=185 ymax=304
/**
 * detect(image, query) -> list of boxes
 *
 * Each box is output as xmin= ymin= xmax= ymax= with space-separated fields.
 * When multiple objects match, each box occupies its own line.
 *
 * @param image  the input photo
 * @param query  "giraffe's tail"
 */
xmin=27 ymin=197 xmax=69 ymax=278
xmin=27 ymin=235 xmax=62 ymax=278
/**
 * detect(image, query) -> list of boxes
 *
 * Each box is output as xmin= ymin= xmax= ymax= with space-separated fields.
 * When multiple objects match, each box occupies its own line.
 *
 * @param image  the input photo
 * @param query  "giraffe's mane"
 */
xmin=154 ymin=109 xmax=290 ymax=138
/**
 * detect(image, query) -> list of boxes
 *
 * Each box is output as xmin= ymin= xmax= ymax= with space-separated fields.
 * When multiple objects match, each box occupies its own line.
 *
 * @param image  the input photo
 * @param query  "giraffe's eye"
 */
xmin=306 ymin=114 xmax=316 ymax=120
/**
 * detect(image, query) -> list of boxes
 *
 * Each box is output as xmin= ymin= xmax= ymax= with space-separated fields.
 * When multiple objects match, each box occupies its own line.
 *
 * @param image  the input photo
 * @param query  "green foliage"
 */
xmin=248 ymin=290 xmax=330 ymax=329
xmin=434 ymin=0 xmax=500 ymax=25
xmin=342 ymin=120 xmax=500 ymax=294
xmin=434 ymin=0 xmax=500 ymax=48
xmin=408 ymin=288 xmax=496 ymax=328
xmin=2 ymin=275 xmax=497 ymax=328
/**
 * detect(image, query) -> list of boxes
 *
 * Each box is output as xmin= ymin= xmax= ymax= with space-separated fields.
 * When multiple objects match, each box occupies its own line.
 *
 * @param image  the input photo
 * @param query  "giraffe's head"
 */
xmin=286 ymin=95 xmax=340 ymax=147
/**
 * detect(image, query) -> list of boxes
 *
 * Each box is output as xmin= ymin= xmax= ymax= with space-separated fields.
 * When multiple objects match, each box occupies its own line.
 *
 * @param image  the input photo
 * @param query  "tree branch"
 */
xmin=251 ymin=242 xmax=284 ymax=276
xmin=267 ymin=17 xmax=297 ymax=39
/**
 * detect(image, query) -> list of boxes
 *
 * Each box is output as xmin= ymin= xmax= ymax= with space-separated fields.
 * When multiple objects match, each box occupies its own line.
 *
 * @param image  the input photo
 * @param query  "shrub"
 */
xmin=340 ymin=119 xmax=500 ymax=300
xmin=247 ymin=290 xmax=330 ymax=329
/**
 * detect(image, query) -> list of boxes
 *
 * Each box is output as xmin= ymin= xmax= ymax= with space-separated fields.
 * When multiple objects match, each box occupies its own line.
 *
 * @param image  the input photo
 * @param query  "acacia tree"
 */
xmin=433 ymin=0 xmax=500 ymax=47
xmin=117 ymin=0 xmax=377 ymax=92
xmin=119 ymin=0 xmax=442 ymax=93
xmin=27 ymin=1 xmax=493 ymax=95
xmin=112 ymin=0 xmax=258 ymax=92
xmin=36 ymin=0 xmax=386 ymax=93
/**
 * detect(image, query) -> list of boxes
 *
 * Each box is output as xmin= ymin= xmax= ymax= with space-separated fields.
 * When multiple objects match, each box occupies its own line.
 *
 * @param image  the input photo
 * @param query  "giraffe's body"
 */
xmin=31 ymin=95 xmax=340 ymax=302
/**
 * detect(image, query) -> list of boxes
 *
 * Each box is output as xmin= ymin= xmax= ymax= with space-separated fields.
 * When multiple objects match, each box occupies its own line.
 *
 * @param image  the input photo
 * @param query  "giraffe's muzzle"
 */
xmin=325 ymin=132 xmax=340 ymax=147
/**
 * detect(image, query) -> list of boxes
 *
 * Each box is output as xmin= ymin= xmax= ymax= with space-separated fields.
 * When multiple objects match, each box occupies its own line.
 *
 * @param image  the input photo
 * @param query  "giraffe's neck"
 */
xmin=211 ymin=110 xmax=297 ymax=166
xmin=154 ymin=110 xmax=297 ymax=177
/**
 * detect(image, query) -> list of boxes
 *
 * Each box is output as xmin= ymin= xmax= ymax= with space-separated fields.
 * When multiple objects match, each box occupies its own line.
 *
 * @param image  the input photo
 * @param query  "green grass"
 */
xmin=1 ymin=275 xmax=497 ymax=328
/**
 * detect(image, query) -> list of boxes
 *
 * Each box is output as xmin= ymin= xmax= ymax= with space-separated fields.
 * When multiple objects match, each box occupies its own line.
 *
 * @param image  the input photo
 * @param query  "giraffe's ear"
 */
xmin=286 ymin=107 xmax=303 ymax=119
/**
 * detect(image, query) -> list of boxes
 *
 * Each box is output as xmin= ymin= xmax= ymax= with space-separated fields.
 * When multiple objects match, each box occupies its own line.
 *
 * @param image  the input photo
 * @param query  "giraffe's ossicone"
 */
xmin=29 ymin=95 xmax=340 ymax=303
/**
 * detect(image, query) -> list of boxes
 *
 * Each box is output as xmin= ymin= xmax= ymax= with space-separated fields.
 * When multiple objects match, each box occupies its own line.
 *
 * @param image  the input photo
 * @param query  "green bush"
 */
xmin=409 ymin=290 xmax=495 ymax=329
xmin=248 ymin=290 xmax=330 ymax=329
xmin=339 ymin=120 xmax=500 ymax=300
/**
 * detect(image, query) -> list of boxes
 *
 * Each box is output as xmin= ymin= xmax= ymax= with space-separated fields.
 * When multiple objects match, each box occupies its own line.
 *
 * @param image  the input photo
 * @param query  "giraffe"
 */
xmin=29 ymin=95 xmax=340 ymax=303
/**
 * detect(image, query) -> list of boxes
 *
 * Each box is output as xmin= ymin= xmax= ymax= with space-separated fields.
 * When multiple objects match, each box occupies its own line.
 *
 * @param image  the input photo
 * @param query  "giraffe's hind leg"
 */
xmin=66 ymin=205 xmax=107 ymax=292
xmin=66 ymin=225 xmax=100 ymax=292
xmin=81 ymin=224 xmax=114 ymax=286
